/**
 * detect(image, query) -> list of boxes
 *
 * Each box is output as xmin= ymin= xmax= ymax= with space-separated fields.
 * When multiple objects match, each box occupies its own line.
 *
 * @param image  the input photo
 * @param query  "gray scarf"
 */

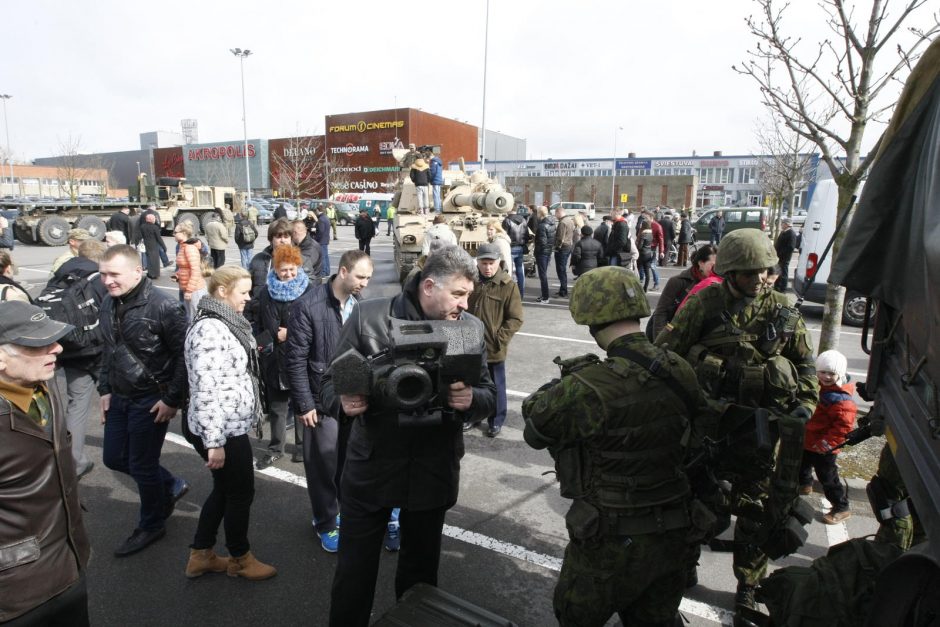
xmin=192 ymin=295 xmax=264 ymax=421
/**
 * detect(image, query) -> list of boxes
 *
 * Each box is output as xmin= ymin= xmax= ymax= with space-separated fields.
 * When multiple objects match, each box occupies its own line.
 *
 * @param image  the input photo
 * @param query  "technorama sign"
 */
xmin=328 ymin=120 xmax=405 ymax=133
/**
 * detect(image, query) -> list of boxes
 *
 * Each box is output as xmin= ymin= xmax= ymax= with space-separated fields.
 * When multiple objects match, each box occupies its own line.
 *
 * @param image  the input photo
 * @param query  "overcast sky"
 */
xmin=3 ymin=0 xmax=935 ymax=162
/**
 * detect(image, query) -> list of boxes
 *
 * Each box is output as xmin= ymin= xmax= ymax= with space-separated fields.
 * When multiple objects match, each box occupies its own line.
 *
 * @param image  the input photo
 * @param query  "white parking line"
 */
xmin=163 ymin=430 xmax=734 ymax=625
xmin=516 ymin=331 xmax=594 ymax=345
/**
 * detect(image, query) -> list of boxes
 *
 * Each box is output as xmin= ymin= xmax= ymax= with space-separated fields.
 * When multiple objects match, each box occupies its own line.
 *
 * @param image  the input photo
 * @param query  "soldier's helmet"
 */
xmin=714 ymin=228 xmax=777 ymax=275
xmin=569 ymin=266 xmax=651 ymax=325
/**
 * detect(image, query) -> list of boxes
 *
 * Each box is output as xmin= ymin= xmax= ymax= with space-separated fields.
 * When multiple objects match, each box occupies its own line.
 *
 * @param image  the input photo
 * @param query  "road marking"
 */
xmin=820 ymin=497 xmax=850 ymax=546
xmin=163 ymin=430 xmax=734 ymax=625
xmin=507 ymin=389 xmax=529 ymax=399
xmin=516 ymin=331 xmax=594 ymax=345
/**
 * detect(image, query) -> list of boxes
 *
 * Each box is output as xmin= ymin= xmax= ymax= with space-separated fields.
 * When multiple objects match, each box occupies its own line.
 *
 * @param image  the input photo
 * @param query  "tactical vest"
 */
xmin=554 ymin=348 xmax=693 ymax=538
xmin=687 ymin=286 xmax=801 ymax=410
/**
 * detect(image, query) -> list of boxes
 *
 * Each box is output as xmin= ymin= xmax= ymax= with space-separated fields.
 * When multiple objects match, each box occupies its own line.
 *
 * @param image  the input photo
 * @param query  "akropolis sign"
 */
xmin=188 ymin=144 xmax=257 ymax=160
xmin=328 ymin=120 xmax=405 ymax=133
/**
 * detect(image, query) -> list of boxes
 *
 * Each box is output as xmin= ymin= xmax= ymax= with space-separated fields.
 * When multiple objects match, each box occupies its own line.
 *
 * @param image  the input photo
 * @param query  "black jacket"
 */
xmin=775 ymin=228 xmax=798 ymax=260
xmin=320 ymin=273 xmax=497 ymax=510
xmin=284 ymin=278 xmax=348 ymax=415
xmin=354 ymin=215 xmax=376 ymax=241
xmin=140 ymin=221 xmax=166 ymax=279
xmin=593 ymin=221 xmax=610 ymax=247
xmin=410 ymin=168 xmax=430 ymax=187
xmin=249 ymin=246 xmax=275 ymax=299
xmin=257 ymin=282 xmax=315 ymax=394
xmin=534 ymin=215 xmax=557 ymax=256
xmin=98 ymin=278 xmax=189 ymax=407
xmin=295 ymin=235 xmax=323 ymax=279
xmin=273 ymin=205 xmax=288 ymax=221
xmin=606 ymin=218 xmax=631 ymax=257
xmin=678 ymin=218 xmax=695 ymax=244
xmin=572 ymin=237 xmax=605 ymax=276
xmin=314 ymin=213 xmax=331 ymax=246
xmin=659 ymin=217 xmax=676 ymax=244
xmin=0 ymin=224 xmax=13 ymax=249
xmin=52 ymin=256 xmax=108 ymax=372
xmin=107 ymin=211 xmax=131 ymax=241
xmin=502 ymin=213 xmax=530 ymax=248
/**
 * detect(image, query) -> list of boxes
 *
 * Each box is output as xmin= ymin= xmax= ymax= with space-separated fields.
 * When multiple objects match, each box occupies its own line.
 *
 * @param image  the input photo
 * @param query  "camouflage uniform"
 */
xmin=523 ymin=267 xmax=709 ymax=627
xmin=871 ymin=443 xmax=924 ymax=549
xmin=654 ymin=229 xmax=818 ymax=594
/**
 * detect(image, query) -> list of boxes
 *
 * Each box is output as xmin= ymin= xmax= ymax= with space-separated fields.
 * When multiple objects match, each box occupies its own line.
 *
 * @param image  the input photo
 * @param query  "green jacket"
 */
xmin=523 ymin=334 xmax=709 ymax=524
xmin=467 ymin=267 xmax=523 ymax=363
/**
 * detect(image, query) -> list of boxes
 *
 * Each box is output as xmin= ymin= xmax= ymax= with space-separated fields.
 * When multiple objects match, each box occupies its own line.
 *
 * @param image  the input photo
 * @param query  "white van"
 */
xmin=793 ymin=178 xmax=867 ymax=326
xmin=549 ymin=201 xmax=596 ymax=220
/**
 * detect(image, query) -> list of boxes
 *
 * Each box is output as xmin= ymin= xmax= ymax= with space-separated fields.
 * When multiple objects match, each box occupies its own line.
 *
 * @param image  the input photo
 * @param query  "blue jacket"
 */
xmin=315 ymin=212 xmax=331 ymax=246
xmin=429 ymin=156 xmax=444 ymax=185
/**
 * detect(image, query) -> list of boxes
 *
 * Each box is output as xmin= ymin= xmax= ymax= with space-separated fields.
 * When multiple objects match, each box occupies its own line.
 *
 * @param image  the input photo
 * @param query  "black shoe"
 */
xmin=735 ymin=583 xmax=758 ymax=611
xmin=291 ymin=451 xmax=303 ymax=463
xmin=552 ymin=291 xmax=568 ymax=298
xmin=114 ymin=527 xmax=166 ymax=557
xmin=486 ymin=425 xmax=501 ymax=438
xmin=462 ymin=420 xmax=482 ymax=433
xmin=685 ymin=565 xmax=698 ymax=588
xmin=164 ymin=477 xmax=190 ymax=518
xmin=255 ymin=453 xmax=282 ymax=470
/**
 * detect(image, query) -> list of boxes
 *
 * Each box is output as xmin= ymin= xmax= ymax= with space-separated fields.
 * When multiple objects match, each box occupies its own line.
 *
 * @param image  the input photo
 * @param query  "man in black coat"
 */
xmin=605 ymin=208 xmax=632 ymax=266
xmin=593 ymin=215 xmax=611 ymax=250
xmin=658 ymin=213 xmax=676 ymax=264
xmin=774 ymin=217 xmax=799 ymax=292
xmin=291 ymin=219 xmax=323 ymax=280
xmin=320 ymin=246 xmax=496 ymax=627
xmin=354 ymin=210 xmax=376 ymax=255
xmin=284 ymin=250 xmax=374 ymax=553
xmin=106 ymin=206 xmax=132 ymax=242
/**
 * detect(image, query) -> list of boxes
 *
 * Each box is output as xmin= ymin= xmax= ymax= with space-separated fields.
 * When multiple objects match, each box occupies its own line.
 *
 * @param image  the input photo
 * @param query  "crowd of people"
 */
xmin=1 ymin=194 xmax=864 ymax=627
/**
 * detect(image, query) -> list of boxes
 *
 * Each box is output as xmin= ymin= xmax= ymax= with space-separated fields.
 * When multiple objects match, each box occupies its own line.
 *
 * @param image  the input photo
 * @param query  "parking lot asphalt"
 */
xmin=8 ymin=223 xmax=878 ymax=626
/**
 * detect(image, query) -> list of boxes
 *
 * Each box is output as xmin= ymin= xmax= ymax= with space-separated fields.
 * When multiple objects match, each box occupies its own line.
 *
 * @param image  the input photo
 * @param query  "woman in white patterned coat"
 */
xmin=182 ymin=265 xmax=276 ymax=581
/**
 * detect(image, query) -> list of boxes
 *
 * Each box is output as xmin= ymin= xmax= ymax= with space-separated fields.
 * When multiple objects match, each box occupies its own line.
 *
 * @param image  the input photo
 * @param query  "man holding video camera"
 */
xmin=321 ymin=245 xmax=496 ymax=627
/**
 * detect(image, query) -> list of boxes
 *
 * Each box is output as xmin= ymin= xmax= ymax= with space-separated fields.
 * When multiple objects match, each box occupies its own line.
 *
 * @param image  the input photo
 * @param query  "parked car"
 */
xmin=549 ymin=201 xmax=596 ymax=220
xmin=256 ymin=208 xmax=274 ymax=224
xmin=693 ymin=206 xmax=770 ymax=238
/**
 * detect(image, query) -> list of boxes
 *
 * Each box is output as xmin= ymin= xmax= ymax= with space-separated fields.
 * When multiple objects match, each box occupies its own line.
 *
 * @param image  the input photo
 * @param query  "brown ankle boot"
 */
xmin=185 ymin=548 xmax=228 ymax=578
xmin=227 ymin=551 xmax=277 ymax=580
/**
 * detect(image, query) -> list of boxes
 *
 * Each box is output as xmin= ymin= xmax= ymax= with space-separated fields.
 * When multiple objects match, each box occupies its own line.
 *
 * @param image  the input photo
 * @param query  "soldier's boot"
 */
xmin=734 ymin=582 xmax=758 ymax=610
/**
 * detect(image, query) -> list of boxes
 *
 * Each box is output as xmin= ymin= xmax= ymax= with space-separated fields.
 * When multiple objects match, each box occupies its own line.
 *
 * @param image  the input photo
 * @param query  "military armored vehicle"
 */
xmin=390 ymin=148 xmax=514 ymax=282
xmin=1 ymin=175 xmax=244 ymax=246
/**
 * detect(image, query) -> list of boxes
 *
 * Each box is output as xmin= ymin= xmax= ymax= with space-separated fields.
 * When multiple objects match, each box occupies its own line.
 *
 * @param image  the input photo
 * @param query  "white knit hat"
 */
xmin=816 ymin=350 xmax=848 ymax=384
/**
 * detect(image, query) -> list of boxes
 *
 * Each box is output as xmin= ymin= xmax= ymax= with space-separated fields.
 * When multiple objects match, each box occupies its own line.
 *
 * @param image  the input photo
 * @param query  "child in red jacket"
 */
xmin=799 ymin=350 xmax=857 ymax=524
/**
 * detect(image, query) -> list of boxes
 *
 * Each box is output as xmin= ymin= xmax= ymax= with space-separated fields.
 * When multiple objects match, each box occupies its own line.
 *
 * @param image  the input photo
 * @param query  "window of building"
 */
xmin=739 ymin=167 xmax=757 ymax=184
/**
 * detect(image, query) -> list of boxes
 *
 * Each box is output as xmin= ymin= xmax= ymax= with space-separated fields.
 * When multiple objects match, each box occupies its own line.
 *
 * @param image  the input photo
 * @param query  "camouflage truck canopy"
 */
xmin=830 ymin=37 xmax=940 ymax=385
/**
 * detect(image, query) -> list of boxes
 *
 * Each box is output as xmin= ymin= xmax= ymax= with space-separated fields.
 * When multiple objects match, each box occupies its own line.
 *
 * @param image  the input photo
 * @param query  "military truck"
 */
xmin=390 ymin=148 xmax=514 ymax=282
xmin=1 ymin=175 xmax=243 ymax=246
xmin=826 ymin=38 xmax=940 ymax=623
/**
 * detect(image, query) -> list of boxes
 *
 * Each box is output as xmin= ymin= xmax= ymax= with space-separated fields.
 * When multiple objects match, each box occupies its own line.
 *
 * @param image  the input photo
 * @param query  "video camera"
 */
xmin=330 ymin=318 xmax=484 ymax=427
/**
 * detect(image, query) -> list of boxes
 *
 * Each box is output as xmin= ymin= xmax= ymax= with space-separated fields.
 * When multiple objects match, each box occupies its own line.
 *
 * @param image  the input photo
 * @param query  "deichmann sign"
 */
xmin=330 ymin=145 xmax=370 ymax=154
xmin=363 ymin=166 xmax=399 ymax=173
xmin=328 ymin=120 xmax=405 ymax=133
xmin=189 ymin=144 xmax=257 ymax=160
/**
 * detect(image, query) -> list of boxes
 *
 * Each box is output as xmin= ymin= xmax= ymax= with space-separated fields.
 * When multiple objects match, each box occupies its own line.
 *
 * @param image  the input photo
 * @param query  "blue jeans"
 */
xmin=488 ymin=361 xmax=507 ymax=429
xmin=159 ymin=246 xmax=169 ymax=266
xmin=554 ymin=249 xmax=571 ymax=295
xmin=239 ymin=247 xmax=253 ymax=270
xmin=536 ymin=253 xmax=551 ymax=299
xmin=102 ymin=393 xmax=177 ymax=531
xmin=510 ymin=245 xmax=525 ymax=297
xmin=321 ymin=244 xmax=330 ymax=276
xmin=432 ymin=185 xmax=442 ymax=211
xmin=650 ymin=252 xmax=660 ymax=286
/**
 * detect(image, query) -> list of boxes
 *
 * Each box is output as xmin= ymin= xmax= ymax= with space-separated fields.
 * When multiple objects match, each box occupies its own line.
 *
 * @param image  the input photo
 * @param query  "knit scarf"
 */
xmin=192 ymin=296 xmax=264 ymax=421
xmin=266 ymin=268 xmax=309 ymax=302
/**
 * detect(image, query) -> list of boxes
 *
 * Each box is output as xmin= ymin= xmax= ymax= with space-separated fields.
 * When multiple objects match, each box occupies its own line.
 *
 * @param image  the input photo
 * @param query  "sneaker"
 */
xmin=165 ymin=477 xmax=190 ymax=518
xmin=335 ymin=514 xmax=341 ymax=529
xmin=799 ymin=484 xmax=813 ymax=496
xmin=535 ymin=297 xmax=551 ymax=304
xmin=319 ymin=529 xmax=339 ymax=553
xmin=822 ymin=510 xmax=851 ymax=525
xmin=255 ymin=453 xmax=282 ymax=470
xmin=384 ymin=522 xmax=400 ymax=552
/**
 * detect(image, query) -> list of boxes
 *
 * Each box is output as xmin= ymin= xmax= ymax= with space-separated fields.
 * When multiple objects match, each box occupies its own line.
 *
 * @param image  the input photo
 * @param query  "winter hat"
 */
xmin=816 ymin=349 xmax=848 ymax=385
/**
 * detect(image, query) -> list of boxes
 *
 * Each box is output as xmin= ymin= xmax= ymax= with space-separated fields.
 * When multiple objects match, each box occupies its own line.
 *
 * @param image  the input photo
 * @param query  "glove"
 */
xmin=790 ymin=406 xmax=812 ymax=423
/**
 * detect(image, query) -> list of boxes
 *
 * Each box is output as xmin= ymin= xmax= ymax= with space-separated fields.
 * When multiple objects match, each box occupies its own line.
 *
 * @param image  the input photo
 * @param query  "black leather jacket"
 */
xmin=97 ymin=278 xmax=189 ymax=407
xmin=320 ymin=273 xmax=497 ymax=510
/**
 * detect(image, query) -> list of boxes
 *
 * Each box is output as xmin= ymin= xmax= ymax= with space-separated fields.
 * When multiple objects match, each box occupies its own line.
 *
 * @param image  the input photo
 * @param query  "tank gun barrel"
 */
xmin=448 ymin=190 xmax=514 ymax=214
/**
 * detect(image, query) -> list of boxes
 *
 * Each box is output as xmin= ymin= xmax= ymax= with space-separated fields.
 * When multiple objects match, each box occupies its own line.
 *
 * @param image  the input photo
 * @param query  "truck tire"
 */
xmin=74 ymin=215 xmax=107 ymax=241
xmin=37 ymin=216 xmax=71 ymax=246
xmin=842 ymin=291 xmax=871 ymax=327
xmin=200 ymin=211 xmax=222 ymax=232
xmin=13 ymin=220 xmax=34 ymax=245
xmin=177 ymin=212 xmax=200 ymax=236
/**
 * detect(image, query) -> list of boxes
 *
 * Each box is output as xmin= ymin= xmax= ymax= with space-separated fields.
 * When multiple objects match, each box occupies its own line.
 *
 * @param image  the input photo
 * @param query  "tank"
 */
xmin=391 ymin=149 xmax=514 ymax=282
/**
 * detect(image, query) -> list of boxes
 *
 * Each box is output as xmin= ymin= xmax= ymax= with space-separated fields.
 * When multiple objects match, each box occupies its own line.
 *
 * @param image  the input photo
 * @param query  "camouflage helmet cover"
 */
xmin=714 ymin=228 xmax=778 ymax=274
xmin=569 ymin=266 xmax=651 ymax=325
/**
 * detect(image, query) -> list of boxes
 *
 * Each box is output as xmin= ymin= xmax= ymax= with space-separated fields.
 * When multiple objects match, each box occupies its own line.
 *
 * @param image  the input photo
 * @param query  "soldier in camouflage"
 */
xmin=523 ymin=266 xmax=710 ymax=627
xmin=654 ymin=229 xmax=818 ymax=616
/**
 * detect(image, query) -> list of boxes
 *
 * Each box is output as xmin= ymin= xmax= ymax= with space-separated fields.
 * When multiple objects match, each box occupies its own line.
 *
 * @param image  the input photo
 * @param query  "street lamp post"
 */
xmin=610 ymin=126 xmax=622 ymax=209
xmin=0 ymin=95 xmax=13 ymax=196
xmin=479 ymin=0 xmax=490 ymax=172
xmin=230 ymin=48 xmax=253 ymax=202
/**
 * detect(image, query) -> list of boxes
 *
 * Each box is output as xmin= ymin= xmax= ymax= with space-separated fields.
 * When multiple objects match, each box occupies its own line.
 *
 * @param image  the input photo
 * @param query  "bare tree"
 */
xmin=753 ymin=115 xmax=816 ymax=238
xmin=734 ymin=0 xmax=938 ymax=351
xmin=55 ymin=135 xmax=91 ymax=202
xmin=271 ymin=135 xmax=326 ymax=199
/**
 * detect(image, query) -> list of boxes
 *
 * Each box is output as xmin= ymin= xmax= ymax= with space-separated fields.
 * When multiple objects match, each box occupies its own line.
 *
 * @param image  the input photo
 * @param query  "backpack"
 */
xmin=236 ymin=221 xmax=258 ymax=247
xmin=505 ymin=216 xmax=527 ymax=246
xmin=36 ymin=270 xmax=103 ymax=356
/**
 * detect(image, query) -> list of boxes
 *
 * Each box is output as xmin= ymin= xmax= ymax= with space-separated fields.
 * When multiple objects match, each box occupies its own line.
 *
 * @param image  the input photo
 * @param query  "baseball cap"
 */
xmin=476 ymin=243 xmax=501 ymax=260
xmin=69 ymin=228 xmax=92 ymax=241
xmin=0 ymin=301 xmax=73 ymax=347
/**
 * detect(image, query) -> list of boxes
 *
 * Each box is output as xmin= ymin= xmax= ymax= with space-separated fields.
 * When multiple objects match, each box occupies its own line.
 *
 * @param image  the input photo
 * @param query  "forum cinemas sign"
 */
xmin=328 ymin=120 xmax=404 ymax=133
